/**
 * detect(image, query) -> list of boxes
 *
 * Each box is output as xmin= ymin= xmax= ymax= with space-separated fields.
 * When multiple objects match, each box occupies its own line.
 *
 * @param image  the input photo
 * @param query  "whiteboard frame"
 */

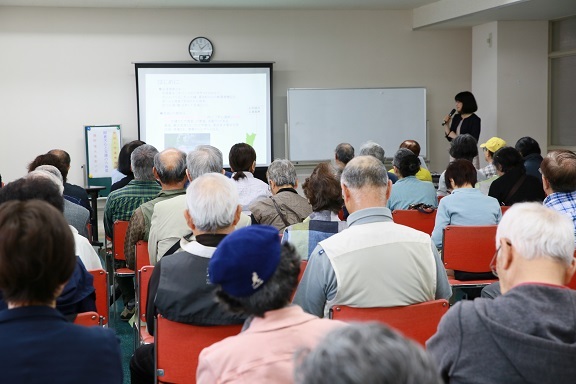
xmin=84 ymin=125 xmax=122 ymax=179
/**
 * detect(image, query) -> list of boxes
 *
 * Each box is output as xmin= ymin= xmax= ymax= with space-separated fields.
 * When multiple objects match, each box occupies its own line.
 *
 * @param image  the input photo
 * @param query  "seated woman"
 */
xmin=431 ymin=159 xmax=502 ymax=250
xmin=282 ymin=162 xmax=348 ymax=260
xmin=229 ymin=143 xmax=269 ymax=211
xmin=387 ymin=149 xmax=437 ymax=211
xmin=488 ymin=147 xmax=545 ymax=206
xmin=0 ymin=200 xmax=122 ymax=383
xmin=391 ymin=139 xmax=432 ymax=182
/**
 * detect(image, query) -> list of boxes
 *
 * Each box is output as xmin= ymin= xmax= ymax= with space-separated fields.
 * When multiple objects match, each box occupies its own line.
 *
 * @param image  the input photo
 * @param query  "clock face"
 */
xmin=189 ymin=37 xmax=213 ymax=62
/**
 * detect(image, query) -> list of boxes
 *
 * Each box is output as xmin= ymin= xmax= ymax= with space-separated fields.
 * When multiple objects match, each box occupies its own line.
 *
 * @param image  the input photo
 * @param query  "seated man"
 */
xmin=295 ymin=323 xmax=442 ymax=384
xmin=197 ymin=225 xmax=345 ymax=383
xmin=250 ymin=159 xmax=312 ymax=232
xmin=48 ymin=149 xmax=93 ymax=214
xmin=428 ymin=203 xmax=576 ymax=383
xmin=334 ymin=142 xmax=355 ymax=172
xmin=0 ymin=200 xmax=122 ymax=383
xmin=130 ymin=173 xmax=247 ymax=384
xmin=358 ymin=140 xmax=398 ymax=183
xmin=293 ymin=155 xmax=451 ymax=318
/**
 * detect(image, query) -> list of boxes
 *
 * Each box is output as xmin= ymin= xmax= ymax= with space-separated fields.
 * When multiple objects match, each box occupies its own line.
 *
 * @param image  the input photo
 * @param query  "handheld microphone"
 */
xmin=442 ymin=109 xmax=456 ymax=126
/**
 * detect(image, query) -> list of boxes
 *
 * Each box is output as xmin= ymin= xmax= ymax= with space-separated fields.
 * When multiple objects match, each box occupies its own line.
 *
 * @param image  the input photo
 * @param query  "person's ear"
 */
xmin=153 ymin=167 xmax=160 ymax=181
xmin=294 ymin=179 xmax=298 ymax=189
xmin=385 ymin=179 xmax=392 ymax=201
xmin=184 ymin=209 xmax=196 ymax=232
xmin=498 ymin=238 xmax=514 ymax=272
xmin=341 ymin=183 xmax=351 ymax=205
xmin=233 ymin=205 xmax=242 ymax=226
xmin=186 ymin=169 xmax=193 ymax=182
xmin=564 ymin=258 xmax=576 ymax=285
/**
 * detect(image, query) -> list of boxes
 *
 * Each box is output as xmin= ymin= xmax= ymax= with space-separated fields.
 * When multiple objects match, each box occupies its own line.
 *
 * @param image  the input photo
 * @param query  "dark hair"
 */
xmin=393 ymin=149 xmax=420 ymax=178
xmin=493 ymin=147 xmax=525 ymax=174
xmin=445 ymin=159 xmax=478 ymax=188
xmin=295 ymin=322 xmax=442 ymax=384
xmin=399 ymin=140 xmax=421 ymax=157
xmin=117 ymin=140 xmax=146 ymax=176
xmin=302 ymin=163 xmax=343 ymax=213
xmin=455 ymin=91 xmax=478 ymax=114
xmin=28 ymin=153 xmax=68 ymax=183
xmin=229 ymin=143 xmax=257 ymax=181
xmin=515 ymin=136 xmax=541 ymax=157
xmin=540 ymin=150 xmax=576 ymax=193
xmin=0 ymin=178 xmax=64 ymax=213
xmin=335 ymin=143 xmax=355 ymax=165
xmin=215 ymin=242 xmax=300 ymax=317
xmin=47 ymin=149 xmax=71 ymax=168
xmin=0 ymin=200 xmax=75 ymax=305
xmin=449 ymin=134 xmax=478 ymax=161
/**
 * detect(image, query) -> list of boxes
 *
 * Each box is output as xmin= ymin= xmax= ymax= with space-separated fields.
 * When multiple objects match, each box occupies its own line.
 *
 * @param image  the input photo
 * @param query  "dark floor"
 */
xmin=109 ymin=300 xmax=135 ymax=384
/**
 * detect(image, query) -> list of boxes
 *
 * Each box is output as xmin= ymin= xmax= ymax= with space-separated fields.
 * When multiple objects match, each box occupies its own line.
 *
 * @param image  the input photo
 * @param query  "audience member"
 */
xmin=358 ymin=140 xmax=398 ymax=183
xmin=488 ymin=147 xmax=545 ymax=206
xmin=130 ymin=173 xmax=246 ymax=384
xmin=124 ymin=148 xmax=187 ymax=269
xmin=293 ymin=156 xmax=451 ymax=318
xmin=0 ymin=200 xmax=122 ymax=384
xmin=48 ymin=149 xmax=92 ymax=215
xmin=387 ymin=148 xmax=437 ymax=210
xmin=542 ymin=150 xmax=576 ymax=238
xmin=250 ymin=159 xmax=312 ymax=232
xmin=197 ymin=226 xmax=345 ymax=383
xmin=428 ymin=203 xmax=576 ymax=383
xmin=399 ymin=139 xmax=432 ymax=180
xmin=110 ymin=140 xmax=146 ymax=191
xmin=437 ymin=134 xmax=485 ymax=197
xmin=229 ymin=142 xmax=269 ymax=211
xmin=478 ymin=136 xmax=506 ymax=178
xmin=281 ymin=162 xmax=347 ymax=260
xmin=296 ymin=322 xmax=442 ymax=384
xmin=515 ymin=136 xmax=543 ymax=182
xmin=334 ymin=142 xmax=354 ymax=171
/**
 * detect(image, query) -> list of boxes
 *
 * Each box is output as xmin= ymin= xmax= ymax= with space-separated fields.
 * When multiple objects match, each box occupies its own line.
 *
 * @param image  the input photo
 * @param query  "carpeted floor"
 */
xmin=109 ymin=300 xmax=136 ymax=384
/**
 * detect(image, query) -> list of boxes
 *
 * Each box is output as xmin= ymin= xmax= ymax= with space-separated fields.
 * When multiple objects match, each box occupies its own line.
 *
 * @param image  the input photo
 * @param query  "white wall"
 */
xmin=0 ymin=6 xmax=471 ymax=184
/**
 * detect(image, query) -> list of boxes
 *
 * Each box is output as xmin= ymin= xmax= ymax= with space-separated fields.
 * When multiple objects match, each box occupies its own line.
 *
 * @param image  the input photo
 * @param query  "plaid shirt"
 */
xmin=103 ymin=179 xmax=161 ymax=238
xmin=480 ymin=163 xmax=497 ymax=179
xmin=544 ymin=191 xmax=576 ymax=240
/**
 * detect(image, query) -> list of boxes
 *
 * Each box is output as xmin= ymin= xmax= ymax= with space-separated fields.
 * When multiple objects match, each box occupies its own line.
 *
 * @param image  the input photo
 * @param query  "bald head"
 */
xmin=153 ymin=148 xmax=187 ymax=187
xmin=341 ymin=156 xmax=390 ymax=212
xmin=48 ymin=149 xmax=71 ymax=169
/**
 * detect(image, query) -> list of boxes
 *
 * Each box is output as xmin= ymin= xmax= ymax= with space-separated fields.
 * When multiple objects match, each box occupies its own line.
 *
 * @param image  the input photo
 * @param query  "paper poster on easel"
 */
xmin=85 ymin=125 xmax=121 ymax=178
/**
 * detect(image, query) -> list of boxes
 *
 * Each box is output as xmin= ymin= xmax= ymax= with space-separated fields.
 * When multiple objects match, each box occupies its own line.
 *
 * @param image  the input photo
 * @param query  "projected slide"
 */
xmin=136 ymin=64 xmax=273 ymax=167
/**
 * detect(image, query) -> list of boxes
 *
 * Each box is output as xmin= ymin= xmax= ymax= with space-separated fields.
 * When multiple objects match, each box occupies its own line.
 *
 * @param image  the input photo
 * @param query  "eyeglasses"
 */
xmin=490 ymin=241 xmax=512 ymax=277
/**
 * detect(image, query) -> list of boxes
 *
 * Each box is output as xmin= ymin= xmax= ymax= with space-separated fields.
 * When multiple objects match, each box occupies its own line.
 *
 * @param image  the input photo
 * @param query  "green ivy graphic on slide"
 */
xmin=246 ymin=133 xmax=256 ymax=146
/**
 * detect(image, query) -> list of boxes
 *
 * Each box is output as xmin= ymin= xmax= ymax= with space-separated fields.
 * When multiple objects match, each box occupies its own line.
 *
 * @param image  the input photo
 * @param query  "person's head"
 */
xmin=341 ymin=156 xmax=390 ymax=213
xmin=47 ymin=149 xmax=71 ymax=170
xmin=229 ymin=143 xmax=257 ymax=181
xmin=131 ymin=144 xmax=158 ymax=181
xmin=117 ymin=140 xmax=146 ymax=176
xmin=267 ymin=159 xmax=297 ymax=194
xmin=495 ymin=202 xmax=576 ymax=294
xmin=26 ymin=168 xmax=65 ymax=196
xmin=209 ymin=225 xmax=300 ymax=317
xmin=358 ymin=141 xmax=385 ymax=164
xmin=454 ymin=91 xmax=478 ymax=114
xmin=479 ymin=137 xmax=506 ymax=162
xmin=0 ymin=200 xmax=76 ymax=307
xmin=492 ymin=147 xmax=524 ymax=174
xmin=445 ymin=159 xmax=477 ymax=189
xmin=302 ymin=162 xmax=343 ymax=213
xmin=335 ymin=143 xmax=355 ymax=167
xmin=392 ymin=148 xmax=420 ymax=178
xmin=295 ymin=322 xmax=442 ymax=384
xmin=399 ymin=140 xmax=421 ymax=157
xmin=186 ymin=145 xmax=224 ymax=180
xmin=27 ymin=153 xmax=68 ymax=183
xmin=540 ymin=150 xmax=576 ymax=194
xmin=0 ymin=177 xmax=64 ymax=213
xmin=153 ymin=148 xmax=187 ymax=186
xmin=449 ymin=134 xmax=478 ymax=162
xmin=184 ymin=172 xmax=241 ymax=235
xmin=515 ymin=136 xmax=541 ymax=158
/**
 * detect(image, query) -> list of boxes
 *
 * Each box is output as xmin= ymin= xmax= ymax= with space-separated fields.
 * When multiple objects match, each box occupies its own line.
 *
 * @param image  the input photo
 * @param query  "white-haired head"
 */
xmin=26 ymin=167 xmax=64 ymax=196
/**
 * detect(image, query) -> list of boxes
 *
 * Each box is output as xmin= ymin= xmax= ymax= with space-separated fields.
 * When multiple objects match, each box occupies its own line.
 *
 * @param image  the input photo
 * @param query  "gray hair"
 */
xmin=341 ymin=155 xmax=389 ymax=190
xmin=26 ymin=168 xmax=64 ymax=196
xmin=335 ymin=143 xmax=355 ymax=165
xmin=153 ymin=148 xmax=187 ymax=185
xmin=295 ymin=322 xmax=442 ymax=384
xmin=267 ymin=159 xmax=297 ymax=187
xmin=496 ymin=202 xmax=575 ymax=265
xmin=359 ymin=140 xmax=385 ymax=163
xmin=131 ymin=144 xmax=158 ymax=181
xmin=187 ymin=145 xmax=224 ymax=180
xmin=185 ymin=173 xmax=239 ymax=232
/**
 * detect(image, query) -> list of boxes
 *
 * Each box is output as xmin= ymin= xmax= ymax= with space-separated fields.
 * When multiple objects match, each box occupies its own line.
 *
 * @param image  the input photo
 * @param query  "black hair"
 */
xmin=449 ymin=134 xmax=478 ymax=161
xmin=515 ymin=136 xmax=541 ymax=158
xmin=0 ymin=178 xmax=64 ymax=213
xmin=493 ymin=147 xmax=525 ymax=174
xmin=455 ymin=91 xmax=478 ymax=114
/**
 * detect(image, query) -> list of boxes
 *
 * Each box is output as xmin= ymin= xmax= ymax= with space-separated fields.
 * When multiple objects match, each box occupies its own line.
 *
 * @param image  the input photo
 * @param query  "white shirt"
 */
xmin=70 ymin=225 xmax=103 ymax=270
xmin=231 ymin=172 xmax=270 ymax=211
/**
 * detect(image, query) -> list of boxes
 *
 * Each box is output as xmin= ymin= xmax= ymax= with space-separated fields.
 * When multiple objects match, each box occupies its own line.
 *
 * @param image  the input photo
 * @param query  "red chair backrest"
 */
xmin=443 ymin=225 xmax=498 ymax=272
xmin=155 ymin=316 xmax=242 ymax=383
xmin=136 ymin=240 xmax=150 ymax=272
xmin=139 ymin=266 xmax=155 ymax=323
xmin=290 ymin=260 xmax=308 ymax=301
xmin=500 ymin=206 xmax=510 ymax=215
xmin=113 ymin=220 xmax=130 ymax=261
xmin=392 ymin=209 xmax=437 ymax=236
xmin=329 ymin=299 xmax=449 ymax=346
xmin=88 ymin=268 xmax=109 ymax=326
xmin=74 ymin=311 xmax=101 ymax=327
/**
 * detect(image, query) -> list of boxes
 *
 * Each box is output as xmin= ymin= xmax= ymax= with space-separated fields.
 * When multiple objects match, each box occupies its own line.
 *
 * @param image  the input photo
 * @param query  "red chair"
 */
xmin=290 ymin=260 xmax=308 ymax=301
xmin=500 ymin=206 xmax=510 ymax=215
xmin=155 ymin=315 xmax=242 ymax=383
xmin=392 ymin=209 xmax=437 ymax=236
xmin=74 ymin=311 xmax=102 ymax=327
xmin=88 ymin=268 xmax=109 ymax=326
xmin=329 ymin=299 xmax=449 ymax=347
xmin=136 ymin=240 xmax=150 ymax=272
xmin=442 ymin=225 xmax=499 ymax=288
xmin=110 ymin=220 xmax=134 ymax=319
xmin=134 ymin=265 xmax=155 ymax=348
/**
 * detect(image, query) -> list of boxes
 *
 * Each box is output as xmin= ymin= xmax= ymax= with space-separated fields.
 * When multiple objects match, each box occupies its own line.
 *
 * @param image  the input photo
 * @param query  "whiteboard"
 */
xmin=84 ymin=125 xmax=122 ymax=178
xmin=287 ymin=88 xmax=427 ymax=163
